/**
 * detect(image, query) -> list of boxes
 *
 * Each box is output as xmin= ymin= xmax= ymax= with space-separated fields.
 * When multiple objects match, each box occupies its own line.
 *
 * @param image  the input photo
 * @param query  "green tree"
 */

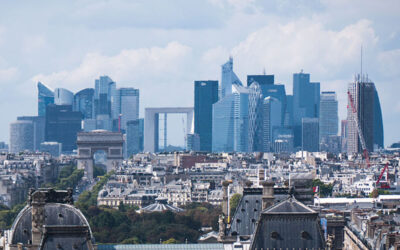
xmin=162 ymin=238 xmax=179 ymax=244
xmin=312 ymin=179 xmax=333 ymax=197
xmin=229 ymin=193 xmax=242 ymax=216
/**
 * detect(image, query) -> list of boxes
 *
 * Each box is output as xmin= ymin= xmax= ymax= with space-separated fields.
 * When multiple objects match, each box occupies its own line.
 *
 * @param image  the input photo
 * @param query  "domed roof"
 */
xmin=9 ymin=189 xmax=94 ymax=249
xmin=10 ymin=203 xmax=93 ymax=245
xmin=141 ymin=198 xmax=184 ymax=213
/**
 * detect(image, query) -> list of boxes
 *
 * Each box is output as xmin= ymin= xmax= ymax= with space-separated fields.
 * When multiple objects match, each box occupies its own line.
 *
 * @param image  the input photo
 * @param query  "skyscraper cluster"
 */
xmin=9 ymin=58 xmax=384 ymax=156
xmin=193 ymin=58 xmax=380 ymax=154
xmin=9 ymin=76 xmax=143 ymax=157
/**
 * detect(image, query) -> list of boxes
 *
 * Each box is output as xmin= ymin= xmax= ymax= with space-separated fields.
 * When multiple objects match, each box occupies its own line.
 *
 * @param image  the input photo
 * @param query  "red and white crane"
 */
xmin=376 ymin=162 xmax=390 ymax=189
xmin=347 ymin=91 xmax=370 ymax=167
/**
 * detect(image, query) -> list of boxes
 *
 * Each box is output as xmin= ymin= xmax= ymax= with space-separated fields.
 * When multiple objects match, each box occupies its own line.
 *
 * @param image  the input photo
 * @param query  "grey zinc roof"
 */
xmin=141 ymin=202 xmax=184 ymax=213
xmin=250 ymin=197 xmax=325 ymax=250
xmin=228 ymin=191 xmax=262 ymax=236
xmin=98 ymin=243 xmax=224 ymax=249
xmin=264 ymin=197 xmax=317 ymax=214
xmin=228 ymin=188 xmax=291 ymax=237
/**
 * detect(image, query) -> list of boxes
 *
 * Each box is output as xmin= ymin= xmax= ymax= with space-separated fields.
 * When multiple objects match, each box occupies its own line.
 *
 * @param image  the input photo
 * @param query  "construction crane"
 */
xmin=376 ymin=162 xmax=390 ymax=189
xmin=347 ymin=91 xmax=370 ymax=167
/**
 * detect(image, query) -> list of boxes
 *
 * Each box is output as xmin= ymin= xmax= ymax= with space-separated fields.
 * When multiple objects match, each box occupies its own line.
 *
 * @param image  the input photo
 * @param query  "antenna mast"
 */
xmin=361 ymin=45 xmax=363 ymax=80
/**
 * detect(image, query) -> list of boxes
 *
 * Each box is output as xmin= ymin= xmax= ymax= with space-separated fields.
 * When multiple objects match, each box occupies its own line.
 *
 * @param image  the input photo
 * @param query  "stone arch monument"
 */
xmin=77 ymin=130 xmax=124 ymax=180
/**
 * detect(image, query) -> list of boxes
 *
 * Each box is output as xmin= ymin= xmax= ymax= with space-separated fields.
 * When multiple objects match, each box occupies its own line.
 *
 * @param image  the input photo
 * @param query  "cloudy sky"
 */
xmin=0 ymin=0 xmax=399 ymax=146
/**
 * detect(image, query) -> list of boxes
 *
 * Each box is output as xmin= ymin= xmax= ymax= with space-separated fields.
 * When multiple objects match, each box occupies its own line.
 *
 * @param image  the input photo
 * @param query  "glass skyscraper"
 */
xmin=247 ymin=74 xmax=287 ymax=152
xmin=74 ymin=88 xmax=94 ymax=119
xmin=319 ymin=91 xmax=338 ymax=141
xmin=116 ymin=88 xmax=139 ymax=132
xmin=37 ymin=82 xmax=54 ymax=117
xmin=373 ymin=86 xmax=384 ymax=149
xmin=262 ymin=96 xmax=282 ymax=152
xmin=248 ymin=81 xmax=263 ymax=152
xmin=54 ymin=88 xmax=74 ymax=105
xmin=293 ymin=72 xmax=320 ymax=148
xmin=17 ymin=116 xmax=45 ymax=151
xmin=302 ymin=118 xmax=319 ymax=152
xmin=347 ymin=76 xmax=376 ymax=154
xmin=126 ymin=120 xmax=140 ymax=157
xmin=213 ymin=85 xmax=249 ymax=152
xmin=194 ymin=80 xmax=218 ymax=152
xmin=94 ymin=76 xmax=116 ymax=130
xmin=94 ymin=76 xmax=116 ymax=118
xmin=45 ymin=104 xmax=82 ymax=152
xmin=220 ymin=57 xmax=242 ymax=99
xmin=9 ymin=120 xmax=34 ymax=153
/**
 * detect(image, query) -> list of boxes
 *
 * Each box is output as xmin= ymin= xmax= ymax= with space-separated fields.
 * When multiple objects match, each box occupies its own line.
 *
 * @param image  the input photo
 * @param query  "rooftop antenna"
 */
xmin=360 ymin=45 xmax=363 ymax=81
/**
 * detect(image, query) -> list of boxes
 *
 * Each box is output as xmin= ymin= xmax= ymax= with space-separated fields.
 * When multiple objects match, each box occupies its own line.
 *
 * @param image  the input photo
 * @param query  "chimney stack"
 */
xmin=261 ymin=180 xmax=274 ymax=210
xmin=29 ymin=189 xmax=46 ymax=246
xmin=222 ymin=180 xmax=230 ymax=217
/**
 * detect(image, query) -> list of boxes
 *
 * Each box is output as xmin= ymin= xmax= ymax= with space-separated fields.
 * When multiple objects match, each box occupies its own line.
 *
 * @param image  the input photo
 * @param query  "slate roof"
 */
xmin=250 ymin=197 xmax=325 ymax=250
xmin=228 ymin=188 xmax=290 ymax=237
xmin=264 ymin=197 xmax=317 ymax=214
xmin=98 ymin=243 xmax=224 ymax=249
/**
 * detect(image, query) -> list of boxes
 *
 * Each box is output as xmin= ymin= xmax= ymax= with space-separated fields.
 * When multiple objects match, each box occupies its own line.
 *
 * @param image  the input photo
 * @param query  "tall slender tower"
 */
xmin=194 ymin=80 xmax=218 ymax=152
xmin=347 ymin=75 xmax=375 ymax=154
xmin=37 ymin=82 xmax=54 ymax=117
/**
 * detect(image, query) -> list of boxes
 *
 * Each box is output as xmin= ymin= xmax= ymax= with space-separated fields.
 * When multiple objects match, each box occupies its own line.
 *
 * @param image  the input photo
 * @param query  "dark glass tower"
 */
xmin=347 ymin=77 xmax=375 ymax=154
xmin=74 ymin=88 xmax=94 ymax=119
xmin=38 ymin=82 xmax=54 ymax=117
xmin=194 ymin=80 xmax=218 ymax=151
xmin=45 ymin=104 xmax=82 ymax=152
xmin=292 ymin=72 xmax=320 ymax=148
xmin=373 ymin=86 xmax=384 ymax=149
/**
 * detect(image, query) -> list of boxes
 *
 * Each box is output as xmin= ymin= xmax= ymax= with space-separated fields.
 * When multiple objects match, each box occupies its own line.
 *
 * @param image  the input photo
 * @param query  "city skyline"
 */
xmin=0 ymin=1 xmax=399 ymax=146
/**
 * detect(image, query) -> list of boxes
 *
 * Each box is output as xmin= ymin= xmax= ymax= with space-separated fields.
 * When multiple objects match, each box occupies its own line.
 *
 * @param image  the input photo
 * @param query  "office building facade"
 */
xmin=9 ymin=120 xmax=34 ymax=153
xmin=212 ymin=84 xmax=249 ymax=152
xmin=373 ymin=86 xmax=384 ymax=149
xmin=248 ymin=74 xmax=287 ymax=152
xmin=74 ymin=88 xmax=94 ymax=119
xmin=220 ymin=57 xmax=242 ymax=99
xmin=126 ymin=120 xmax=140 ymax=157
xmin=347 ymin=77 xmax=375 ymax=154
xmin=293 ymin=72 xmax=320 ymax=148
xmin=54 ymin=88 xmax=74 ymax=106
xmin=37 ymin=82 xmax=54 ymax=117
xmin=94 ymin=76 xmax=116 ymax=130
xmin=302 ymin=118 xmax=319 ymax=152
xmin=116 ymin=88 xmax=139 ymax=132
xmin=17 ymin=116 xmax=45 ymax=151
xmin=341 ymin=120 xmax=348 ymax=153
xmin=45 ymin=104 xmax=82 ymax=152
xmin=319 ymin=91 xmax=338 ymax=152
xmin=194 ymin=80 xmax=218 ymax=152
xmin=262 ymin=96 xmax=283 ymax=152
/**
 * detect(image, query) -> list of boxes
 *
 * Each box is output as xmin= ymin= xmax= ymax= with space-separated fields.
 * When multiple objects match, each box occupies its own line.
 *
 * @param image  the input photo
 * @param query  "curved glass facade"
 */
xmin=54 ymin=88 xmax=74 ymax=105
xmin=37 ymin=82 xmax=54 ymax=116
xmin=74 ymin=88 xmax=94 ymax=119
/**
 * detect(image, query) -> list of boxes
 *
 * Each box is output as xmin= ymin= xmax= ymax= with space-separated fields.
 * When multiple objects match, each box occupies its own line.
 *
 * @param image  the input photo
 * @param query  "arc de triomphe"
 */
xmin=77 ymin=130 xmax=124 ymax=180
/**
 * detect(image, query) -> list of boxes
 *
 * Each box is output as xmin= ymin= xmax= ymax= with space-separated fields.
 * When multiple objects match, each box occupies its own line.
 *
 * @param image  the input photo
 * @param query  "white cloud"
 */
xmin=32 ymin=41 xmax=192 ymax=91
xmin=22 ymin=35 xmax=46 ymax=53
xmin=231 ymin=19 xmax=378 ymax=84
xmin=377 ymin=49 xmax=400 ymax=78
xmin=30 ymin=42 xmax=193 ymax=121
xmin=0 ymin=67 xmax=18 ymax=82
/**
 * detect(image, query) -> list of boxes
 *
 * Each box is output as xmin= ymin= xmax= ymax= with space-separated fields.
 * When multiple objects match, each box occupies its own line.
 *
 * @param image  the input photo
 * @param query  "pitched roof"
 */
xmin=263 ymin=197 xmax=317 ymax=214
